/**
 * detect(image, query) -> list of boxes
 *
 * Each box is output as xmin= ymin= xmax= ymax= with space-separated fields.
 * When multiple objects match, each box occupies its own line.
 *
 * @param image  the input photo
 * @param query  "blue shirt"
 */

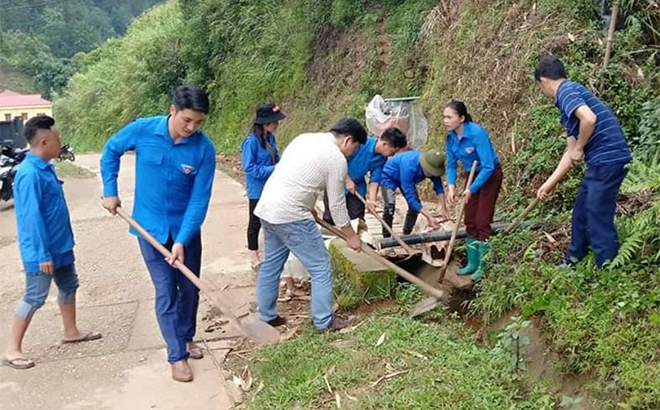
xmin=380 ymin=150 xmax=444 ymax=213
xmin=556 ymin=80 xmax=632 ymax=166
xmin=347 ymin=136 xmax=387 ymax=197
xmin=241 ymin=132 xmax=280 ymax=199
xmin=100 ymin=116 xmax=216 ymax=246
xmin=14 ymin=152 xmax=75 ymax=274
xmin=446 ymin=121 xmax=500 ymax=194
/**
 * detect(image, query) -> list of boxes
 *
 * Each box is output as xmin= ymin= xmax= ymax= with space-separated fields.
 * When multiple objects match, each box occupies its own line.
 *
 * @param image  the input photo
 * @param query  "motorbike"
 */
xmin=0 ymin=144 xmax=27 ymax=202
xmin=58 ymin=144 xmax=75 ymax=162
xmin=0 ymin=154 xmax=19 ymax=202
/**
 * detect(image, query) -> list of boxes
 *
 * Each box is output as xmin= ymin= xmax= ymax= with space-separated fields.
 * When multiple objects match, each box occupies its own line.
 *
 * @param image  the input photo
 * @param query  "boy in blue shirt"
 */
xmin=101 ymin=86 xmax=216 ymax=382
xmin=535 ymin=56 xmax=632 ymax=267
xmin=3 ymin=115 xmax=101 ymax=370
xmin=323 ymin=127 xmax=407 ymax=225
xmin=380 ymin=149 xmax=447 ymax=236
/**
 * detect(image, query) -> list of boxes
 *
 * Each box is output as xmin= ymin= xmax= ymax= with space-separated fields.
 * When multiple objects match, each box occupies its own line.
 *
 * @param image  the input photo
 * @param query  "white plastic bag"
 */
xmin=365 ymin=95 xmax=428 ymax=148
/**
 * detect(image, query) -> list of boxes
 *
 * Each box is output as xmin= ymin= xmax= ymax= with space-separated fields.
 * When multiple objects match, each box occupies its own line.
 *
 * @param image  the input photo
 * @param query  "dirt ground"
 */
xmin=0 ymin=154 xmax=259 ymax=410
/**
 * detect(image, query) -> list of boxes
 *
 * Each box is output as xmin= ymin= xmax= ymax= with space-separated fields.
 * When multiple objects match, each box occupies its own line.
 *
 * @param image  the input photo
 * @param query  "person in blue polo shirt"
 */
xmin=444 ymin=101 xmax=502 ymax=281
xmin=3 ymin=116 xmax=101 ymax=371
xmin=535 ymin=56 xmax=631 ymax=268
xmin=380 ymin=149 xmax=447 ymax=236
xmin=241 ymin=103 xmax=285 ymax=271
xmin=100 ymin=86 xmax=216 ymax=383
xmin=323 ymin=126 xmax=408 ymax=226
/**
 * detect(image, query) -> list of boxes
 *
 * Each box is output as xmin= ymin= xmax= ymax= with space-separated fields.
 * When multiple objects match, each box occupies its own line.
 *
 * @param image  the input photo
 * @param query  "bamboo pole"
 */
xmin=603 ymin=0 xmax=620 ymax=70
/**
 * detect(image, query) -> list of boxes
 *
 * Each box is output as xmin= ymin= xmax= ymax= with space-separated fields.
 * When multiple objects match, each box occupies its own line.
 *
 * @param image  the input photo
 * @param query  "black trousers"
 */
xmin=247 ymin=199 xmax=261 ymax=251
xmin=322 ymin=191 xmax=365 ymax=225
xmin=381 ymin=186 xmax=418 ymax=237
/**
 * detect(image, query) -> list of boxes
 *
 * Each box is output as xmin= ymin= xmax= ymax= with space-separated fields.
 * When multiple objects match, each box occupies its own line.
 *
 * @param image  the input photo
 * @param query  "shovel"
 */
xmin=355 ymin=192 xmax=440 ymax=267
xmin=504 ymin=198 xmax=541 ymax=234
xmin=115 ymin=207 xmax=281 ymax=345
xmin=437 ymin=161 xmax=478 ymax=282
xmin=313 ymin=216 xmax=445 ymax=301
xmin=409 ymin=161 xmax=478 ymax=318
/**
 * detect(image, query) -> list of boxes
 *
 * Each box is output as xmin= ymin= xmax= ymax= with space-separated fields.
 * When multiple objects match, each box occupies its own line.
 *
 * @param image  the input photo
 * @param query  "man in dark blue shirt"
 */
xmin=535 ymin=56 xmax=632 ymax=267
xmin=3 ymin=116 xmax=101 ymax=371
xmin=101 ymin=86 xmax=216 ymax=382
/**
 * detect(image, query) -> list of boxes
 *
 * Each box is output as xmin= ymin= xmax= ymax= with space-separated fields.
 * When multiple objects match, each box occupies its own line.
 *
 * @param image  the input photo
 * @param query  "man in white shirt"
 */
xmin=255 ymin=118 xmax=366 ymax=332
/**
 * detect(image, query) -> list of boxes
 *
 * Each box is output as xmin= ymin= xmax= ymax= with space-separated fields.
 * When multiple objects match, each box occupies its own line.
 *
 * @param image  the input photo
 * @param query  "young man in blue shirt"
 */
xmin=100 ymin=86 xmax=216 ymax=382
xmin=3 ymin=116 xmax=101 ymax=370
xmin=322 ymin=127 xmax=407 ymax=226
xmin=380 ymin=149 xmax=448 ymax=236
xmin=535 ymin=56 xmax=632 ymax=268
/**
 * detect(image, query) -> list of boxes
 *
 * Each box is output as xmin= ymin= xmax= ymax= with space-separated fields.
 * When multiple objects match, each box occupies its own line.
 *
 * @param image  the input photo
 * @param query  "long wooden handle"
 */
xmin=504 ymin=198 xmax=540 ymax=235
xmin=115 ymin=207 xmax=241 ymax=326
xmin=355 ymin=192 xmax=416 ymax=255
xmin=439 ymin=160 xmax=478 ymax=278
xmin=314 ymin=216 xmax=444 ymax=299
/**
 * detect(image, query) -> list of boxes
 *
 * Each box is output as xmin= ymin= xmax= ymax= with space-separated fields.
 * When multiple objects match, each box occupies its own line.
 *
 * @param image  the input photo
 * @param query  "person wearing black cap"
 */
xmin=254 ymin=118 xmax=367 ymax=333
xmin=241 ymin=103 xmax=286 ymax=271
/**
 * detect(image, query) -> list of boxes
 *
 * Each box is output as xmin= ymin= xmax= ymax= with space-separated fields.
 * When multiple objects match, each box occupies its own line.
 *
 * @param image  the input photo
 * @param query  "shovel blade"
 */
xmin=237 ymin=315 xmax=281 ymax=345
xmin=409 ymin=296 xmax=441 ymax=318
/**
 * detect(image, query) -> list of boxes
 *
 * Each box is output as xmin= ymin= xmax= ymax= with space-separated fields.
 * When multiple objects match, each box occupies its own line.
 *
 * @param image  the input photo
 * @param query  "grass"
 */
xmin=248 ymin=314 xmax=555 ymax=410
xmin=54 ymin=161 xmax=95 ymax=179
xmin=470 ymin=163 xmax=660 ymax=409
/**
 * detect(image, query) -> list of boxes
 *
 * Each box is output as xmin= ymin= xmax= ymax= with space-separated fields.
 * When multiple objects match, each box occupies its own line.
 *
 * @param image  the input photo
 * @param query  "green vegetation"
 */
xmin=54 ymin=161 xmax=95 ymax=179
xmin=0 ymin=0 xmax=163 ymax=98
xmin=248 ymin=313 xmax=555 ymax=410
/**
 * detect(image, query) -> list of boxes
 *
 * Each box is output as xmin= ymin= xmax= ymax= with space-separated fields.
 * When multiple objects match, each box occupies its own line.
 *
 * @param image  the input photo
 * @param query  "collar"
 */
xmin=554 ymin=79 xmax=569 ymax=104
xmin=448 ymin=122 xmax=476 ymax=142
xmin=155 ymin=115 xmax=196 ymax=145
xmin=26 ymin=151 xmax=51 ymax=169
xmin=369 ymin=136 xmax=378 ymax=155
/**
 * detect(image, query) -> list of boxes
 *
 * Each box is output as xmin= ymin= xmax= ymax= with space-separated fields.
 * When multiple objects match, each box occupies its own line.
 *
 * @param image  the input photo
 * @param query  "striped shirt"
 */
xmin=255 ymin=132 xmax=351 ymax=227
xmin=555 ymin=80 xmax=632 ymax=166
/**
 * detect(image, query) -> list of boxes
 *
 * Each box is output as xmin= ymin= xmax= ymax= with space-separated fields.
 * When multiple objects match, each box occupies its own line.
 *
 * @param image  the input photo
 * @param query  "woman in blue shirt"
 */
xmin=444 ymin=101 xmax=502 ymax=281
xmin=241 ymin=103 xmax=285 ymax=270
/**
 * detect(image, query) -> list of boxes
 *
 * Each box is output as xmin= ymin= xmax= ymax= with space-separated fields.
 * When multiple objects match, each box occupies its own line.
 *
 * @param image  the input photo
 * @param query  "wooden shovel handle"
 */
xmin=314 ymin=216 xmax=444 ymax=299
xmin=355 ymin=192 xmax=416 ymax=255
xmin=439 ymin=160 xmax=478 ymax=279
xmin=504 ymin=198 xmax=541 ymax=235
xmin=115 ymin=207 xmax=241 ymax=326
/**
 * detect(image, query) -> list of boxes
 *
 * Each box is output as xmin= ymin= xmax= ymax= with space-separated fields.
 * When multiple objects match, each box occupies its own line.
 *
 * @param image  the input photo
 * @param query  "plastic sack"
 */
xmin=365 ymin=95 xmax=428 ymax=148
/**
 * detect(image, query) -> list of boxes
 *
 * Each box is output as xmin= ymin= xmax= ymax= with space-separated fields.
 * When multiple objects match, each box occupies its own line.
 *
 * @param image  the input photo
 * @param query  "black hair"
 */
xmin=172 ymin=85 xmax=210 ymax=114
xmin=534 ymin=55 xmax=567 ymax=81
xmin=330 ymin=118 xmax=367 ymax=144
xmin=24 ymin=115 xmax=55 ymax=144
xmin=380 ymin=127 xmax=407 ymax=149
xmin=251 ymin=123 xmax=268 ymax=148
xmin=445 ymin=101 xmax=473 ymax=123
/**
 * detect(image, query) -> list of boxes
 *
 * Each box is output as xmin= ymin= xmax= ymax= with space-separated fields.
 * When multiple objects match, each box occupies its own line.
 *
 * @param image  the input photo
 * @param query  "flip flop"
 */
xmin=250 ymin=262 xmax=262 ymax=272
xmin=2 ymin=357 xmax=35 ymax=370
xmin=62 ymin=331 xmax=103 ymax=344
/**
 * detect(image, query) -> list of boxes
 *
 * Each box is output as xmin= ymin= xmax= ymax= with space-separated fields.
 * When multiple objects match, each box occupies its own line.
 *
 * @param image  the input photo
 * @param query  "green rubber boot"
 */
xmin=457 ymin=238 xmax=479 ymax=275
xmin=471 ymin=241 xmax=489 ymax=281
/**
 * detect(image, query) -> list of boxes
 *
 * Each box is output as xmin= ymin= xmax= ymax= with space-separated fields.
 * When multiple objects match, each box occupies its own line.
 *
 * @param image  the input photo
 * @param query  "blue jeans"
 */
xmin=138 ymin=236 xmax=202 ymax=363
xmin=15 ymin=264 xmax=79 ymax=321
xmin=568 ymin=163 xmax=628 ymax=267
xmin=257 ymin=219 xmax=334 ymax=330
